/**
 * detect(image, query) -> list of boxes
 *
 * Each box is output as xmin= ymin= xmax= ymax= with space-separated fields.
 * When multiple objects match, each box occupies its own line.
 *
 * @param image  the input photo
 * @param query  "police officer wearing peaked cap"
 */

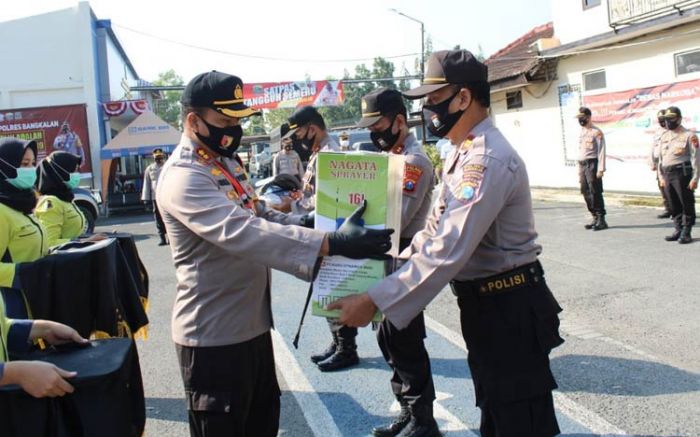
xmin=577 ymin=107 xmax=608 ymax=231
xmin=658 ymin=106 xmax=700 ymax=244
xmin=329 ymin=50 xmax=565 ymax=437
xmin=156 ymin=70 xmax=394 ymax=437
xmin=357 ymin=87 xmax=438 ymax=437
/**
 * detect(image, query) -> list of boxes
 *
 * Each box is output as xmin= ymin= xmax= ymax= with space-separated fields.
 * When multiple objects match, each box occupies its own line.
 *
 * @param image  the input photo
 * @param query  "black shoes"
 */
xmin=317 ymin=348 xmax=359 ymax=372
xmin=584 ymin=216 xmax=597 ymax=230
xmin=657 ymin=211 xmax=672 ymax=219
xmin=665 ymin=229 xmax=681 ymax=241
xmin=373 ymin=402 xmax=411 ymax=436
xmin=592 ymin=215 xmax=608 ymax=231
xmin=158 ymin=234 xmax=169 ymax=246
xmin=678 ymin=227 xmax=692 ymax=244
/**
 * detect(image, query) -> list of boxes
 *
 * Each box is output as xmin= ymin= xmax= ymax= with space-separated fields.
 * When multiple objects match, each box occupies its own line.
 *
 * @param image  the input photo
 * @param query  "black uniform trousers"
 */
xmin=578 ymin=159 xmax=605 ymax=216
xmin=176 ymin=332 xmax=281 ymax=437
xmin=654 ymin=159 xmax=671 ymax=214
xmin=662 ymin=164 xmax=696 ymax=228
xmin=451 ymin=261 xmax=563 ymax=437
xmin=376 ymin=238 xmax=436 ymax=408
xmin=152 ymin=200 xmax=166 ymax=236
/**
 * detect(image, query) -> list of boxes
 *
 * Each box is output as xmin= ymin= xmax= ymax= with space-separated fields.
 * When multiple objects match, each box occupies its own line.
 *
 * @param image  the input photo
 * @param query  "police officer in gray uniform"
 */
xmin=282 ymin=106 xmax=360 ymax=371
xmin=141 ymin=148 xmax=168 ymax=245
xmin=355 ymin=87 xmax=438 ymax=437
xmin=272 ymin=123 xmax=305 ymax=180
xmin=650 ymin=109 xmax=672 ymax=219
xmin=658 ymin=106 xmax=700 ymax=244
xmin=156 ymin=71 xmax=393 ymax=437
xmin=577 ymin=107 xmax=608 ymax=231
xmin=329 ymin=50 xmax=564 ymax=437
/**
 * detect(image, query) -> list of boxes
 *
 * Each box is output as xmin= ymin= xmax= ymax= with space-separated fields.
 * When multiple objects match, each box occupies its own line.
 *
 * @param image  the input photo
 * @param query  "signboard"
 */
xmin=609 ymin=0 xmax=700 ymax=26
xmin=244 ymin=80 xmax=344 ymax=110
xmin=0 ymin=104 xmax=92 ymax=175
xmin=583 ymin=78 xmax=700 ymax=161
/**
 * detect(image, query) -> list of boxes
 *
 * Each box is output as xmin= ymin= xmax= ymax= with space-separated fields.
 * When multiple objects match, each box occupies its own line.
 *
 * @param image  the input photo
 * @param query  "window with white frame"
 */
xmin=675 ymin=49 xmax=700 ymax=76
xmin=583 ymin=70 xmax=606 ymax=91
xmin=506 ymin=91 xmax=523 ymax=110
xmin=582 ymin=0 xmax=601 ymax=9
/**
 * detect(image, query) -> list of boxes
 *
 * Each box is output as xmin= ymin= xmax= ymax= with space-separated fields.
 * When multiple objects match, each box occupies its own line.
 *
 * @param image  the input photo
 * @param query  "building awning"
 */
xmin=101 ymin=110 xmax=181 ymax=159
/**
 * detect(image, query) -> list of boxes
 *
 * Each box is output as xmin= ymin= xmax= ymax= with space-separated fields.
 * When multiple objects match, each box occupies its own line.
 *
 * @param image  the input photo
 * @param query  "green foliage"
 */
xmin=423 ymin=142 xmax=442 ymax=175
xmin=152 ymin=69 xmax=184 ymax=128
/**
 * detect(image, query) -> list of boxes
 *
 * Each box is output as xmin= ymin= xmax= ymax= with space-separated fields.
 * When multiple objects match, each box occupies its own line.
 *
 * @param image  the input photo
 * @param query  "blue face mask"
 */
xmin=3 ymin=167 xmax=37 ymax=190
xmin=65 ymin=172 xmax=81 ymax=189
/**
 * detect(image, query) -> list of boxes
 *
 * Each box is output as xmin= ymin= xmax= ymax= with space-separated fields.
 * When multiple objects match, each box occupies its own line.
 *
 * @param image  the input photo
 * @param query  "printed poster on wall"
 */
xmin=0 ymin=104 xmax=92 ymax=175
xmin=583 ymin=78 xmax=700 ymax=162
xmin=244 ymin=80 xmax=344 ymax=110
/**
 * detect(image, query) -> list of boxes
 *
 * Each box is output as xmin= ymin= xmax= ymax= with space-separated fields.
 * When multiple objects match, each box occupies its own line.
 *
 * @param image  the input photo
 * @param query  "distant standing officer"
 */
xmin=658 ymin=106 xmax=699 ymax=244
xmin=329 ymin=50 xmax=565 ymax=437
xmin=142 ymin=148 xmax=168 ymax=245
xmin=156 ymin=71 xmax=393 ymax=437
xmin=272 ymin=123 xmax=304 ymax=180
xmin=577 ymin=107 xmax=608 ymax=230
xmin=357 ymin=87 xmax=438 ymax=436
xmin=650 ymin=109 xmax=672 ymax=219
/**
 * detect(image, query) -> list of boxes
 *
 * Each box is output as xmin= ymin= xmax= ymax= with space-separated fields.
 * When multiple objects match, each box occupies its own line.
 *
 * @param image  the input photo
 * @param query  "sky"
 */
xmin=0 ymin=0 xmax=552 ymax=84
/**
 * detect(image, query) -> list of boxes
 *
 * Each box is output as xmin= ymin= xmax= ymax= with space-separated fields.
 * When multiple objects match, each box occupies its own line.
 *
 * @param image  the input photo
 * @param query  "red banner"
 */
xmin=0 ymin=104 xmax=92 ymax=174
xmin=583 ymin=79 xmax=700 ymax=161
xmin=244 ymin=80 xmax=344 ymax=110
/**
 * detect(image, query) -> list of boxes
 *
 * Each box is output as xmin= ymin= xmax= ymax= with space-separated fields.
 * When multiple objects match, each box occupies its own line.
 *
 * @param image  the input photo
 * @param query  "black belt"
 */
xmin=451 ymin=261 xmax=544 ymax=298
xmin=662 ymin=163 xmax=691 ymax=173
xmin=578 ymin=158 xmax=597 ymax=165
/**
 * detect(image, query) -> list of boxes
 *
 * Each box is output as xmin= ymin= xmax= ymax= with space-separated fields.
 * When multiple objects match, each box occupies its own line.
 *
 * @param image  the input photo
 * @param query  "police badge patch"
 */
xmin=455 ymin=163 xmax=485 ymax=203
xmin=403 ymin=164 xmax=423 ymax=192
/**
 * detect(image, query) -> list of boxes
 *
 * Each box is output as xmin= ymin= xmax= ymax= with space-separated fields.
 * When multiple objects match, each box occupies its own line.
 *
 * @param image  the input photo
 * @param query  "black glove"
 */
xmin=327 ymin=200 xmax=394 ymax=259
xmin=299 ymin=212 xmax=315 ymax=228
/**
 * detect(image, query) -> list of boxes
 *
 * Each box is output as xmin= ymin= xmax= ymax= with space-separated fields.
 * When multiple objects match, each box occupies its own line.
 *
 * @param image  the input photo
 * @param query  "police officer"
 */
xmin=281 ymin=107 xmax=360 ymax=372
xmin=658 ymin=106 xmax=699 ymax=244
xmin=156 ymin=71 xmax=393 ymax=437
xmin=329 ymin=50 xmax=564 ymax=437
xmin=577 ymin=107 xmax=608 ymax=230
xmin=650 ymin=109 xmax=672 ymax=219
xmin=142 ymin=148 xmax=168 ymax=245
xmin=272 ymin=123 xmax=304 ymax=180
xmin=356 ymin=87 xmax=438 ymax=436
xmin=339 ymin=131 xmax=351 ymax=151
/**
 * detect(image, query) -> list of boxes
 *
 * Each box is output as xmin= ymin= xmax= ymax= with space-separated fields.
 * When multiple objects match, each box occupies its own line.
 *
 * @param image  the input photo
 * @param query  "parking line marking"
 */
xmin=424 ymin=315 xmax=628 ymax=436
xmin=271 ymin=329 xmax=343 ymax=437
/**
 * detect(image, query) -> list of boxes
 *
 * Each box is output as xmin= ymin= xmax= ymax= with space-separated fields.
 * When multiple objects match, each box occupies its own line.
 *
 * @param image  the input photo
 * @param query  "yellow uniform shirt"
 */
xmin=34 ymin=195 xmax=86 ymax=247
xmin=0 ymin=203 xmax=48 ymax=289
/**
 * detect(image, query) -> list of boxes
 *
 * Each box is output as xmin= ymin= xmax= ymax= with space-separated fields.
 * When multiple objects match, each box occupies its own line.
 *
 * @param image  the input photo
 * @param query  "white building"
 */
xmin=488 ymin=0 xmax=700 ymax=193
xmin=0 ymin=2 xmax=152 ymax=196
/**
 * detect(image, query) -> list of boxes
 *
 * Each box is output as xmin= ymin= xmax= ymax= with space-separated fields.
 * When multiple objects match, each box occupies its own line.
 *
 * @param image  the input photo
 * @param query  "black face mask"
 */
xmin=370 ymin=116 xmax=401 ymax=151
xmin=578 ymin=117 xmax=589 ymax=127
xmin=195 ymin=117 xmax=243 ymax=158
xmin=665 ymin=118 xmax=680 ymax=130
xmin=300 ymin=127 xmax=316 ymax=148
xmin=423 ymin=92 xmax=464 ymax=138
xmin=658 ymin=118 xmax=666 ymax=128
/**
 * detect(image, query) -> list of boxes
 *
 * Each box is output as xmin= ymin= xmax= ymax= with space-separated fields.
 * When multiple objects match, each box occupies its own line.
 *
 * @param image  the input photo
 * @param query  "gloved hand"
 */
xmin=299 ymin=211 xmax=315 ymax=228
xmin=327 ymin=200 xmax=394 ymax=259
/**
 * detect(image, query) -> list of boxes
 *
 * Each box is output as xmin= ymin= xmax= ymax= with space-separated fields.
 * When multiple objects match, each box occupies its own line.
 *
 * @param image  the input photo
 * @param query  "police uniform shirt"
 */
xmin=649 ymin=126 xmax=669 ymax=168
xmin=141 ymin=162 xmax=163 ymax=202
xmin=658 ymin=127 xmax=700 ymax=183
xmin=397 ymin=133 xmax=434 ymax=239
xmin=368 ymin=118 xmax=541 ymax=329
xmin=578 ymin=125 xmax=606 ymax=171
xmin=156 ymin=135 xmax=327 ymax=347
xmin=273 ymin=149 xmax=304 ymax=178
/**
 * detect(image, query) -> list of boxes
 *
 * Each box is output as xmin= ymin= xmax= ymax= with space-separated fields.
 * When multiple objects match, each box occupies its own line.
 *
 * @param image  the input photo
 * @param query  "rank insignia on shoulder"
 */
xmin=226 ymin=190 xmax=239 ymax=201
xmin=460 ymin=135 xmax=475 ymax=152
xmin=211 ymin=168 xmax=222 ymax=177
xmin=403 ymin=164 xmax=423 ymax=192
xmin=196 ymin=147 xmax=211 ymax=161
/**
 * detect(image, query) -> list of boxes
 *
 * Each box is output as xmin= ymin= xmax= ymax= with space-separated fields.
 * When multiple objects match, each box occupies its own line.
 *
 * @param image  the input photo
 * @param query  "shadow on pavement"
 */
xmin=145 ymin=397 xmax=187 ymax=423
xmin=552 ymin=354 xmax=700 ymax=396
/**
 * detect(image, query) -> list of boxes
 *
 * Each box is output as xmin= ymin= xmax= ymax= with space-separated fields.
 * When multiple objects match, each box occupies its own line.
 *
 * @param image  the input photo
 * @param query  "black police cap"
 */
xmin=356 ymin=88 xmax=406 ymax=128
xmin=181 ymin=71 xmax=261 ymax=118
xmin=283 ymin=106 xmax=322 ymax=139
xmin=664 ymin=106 xmax=682 ymax=119
xmin=577 ymin=107 xmax=592 ymax=118
xmin=404 ymin=49 xmax=488 ymax=98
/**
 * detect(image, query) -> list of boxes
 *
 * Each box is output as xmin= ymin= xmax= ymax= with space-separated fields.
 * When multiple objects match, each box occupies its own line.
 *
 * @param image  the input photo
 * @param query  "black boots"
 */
xmin=317 ymin=333 xmax=359 ymax=372
xmin=665 ymin=227 xmax=682 ymax=241
xmin=584 ymin=216 xmax=597 ymax=230
xmin=678 ymin=226 xmax=692 ymax=244
xmin=158 ymin=234 xmax=169 ymax=246
xmin=397 ymin=404 xmax=440 ymax=437
xmin=373 ymin=401 xmax=411 ymax=436
xmin=373 ymin=403 xmax=440 ymax=437
xmin=311 ymin=332 xmax=337 ymax=364
xmin=592 ymin=214 xmax=608 ymax=231
xmin=657 ymin=211 xmax=672 ymax=219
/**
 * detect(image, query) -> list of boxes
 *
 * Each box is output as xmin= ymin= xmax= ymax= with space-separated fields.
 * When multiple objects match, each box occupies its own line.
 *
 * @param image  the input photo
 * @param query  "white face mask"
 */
xmin=340 ymin=140 xmax=350 ymax=148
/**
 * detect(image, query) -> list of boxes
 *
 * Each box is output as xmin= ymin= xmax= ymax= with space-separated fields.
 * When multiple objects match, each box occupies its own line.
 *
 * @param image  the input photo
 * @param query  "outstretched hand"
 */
xmin=326 ymin=293 xmax=377 ymax=327
xmin=327 ymin=200 xmax=394 ymax=259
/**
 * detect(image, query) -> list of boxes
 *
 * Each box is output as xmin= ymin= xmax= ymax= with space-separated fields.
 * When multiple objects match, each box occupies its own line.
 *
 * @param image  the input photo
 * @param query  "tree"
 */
xmin=152 ymin=69 xmax=184 ymax=128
